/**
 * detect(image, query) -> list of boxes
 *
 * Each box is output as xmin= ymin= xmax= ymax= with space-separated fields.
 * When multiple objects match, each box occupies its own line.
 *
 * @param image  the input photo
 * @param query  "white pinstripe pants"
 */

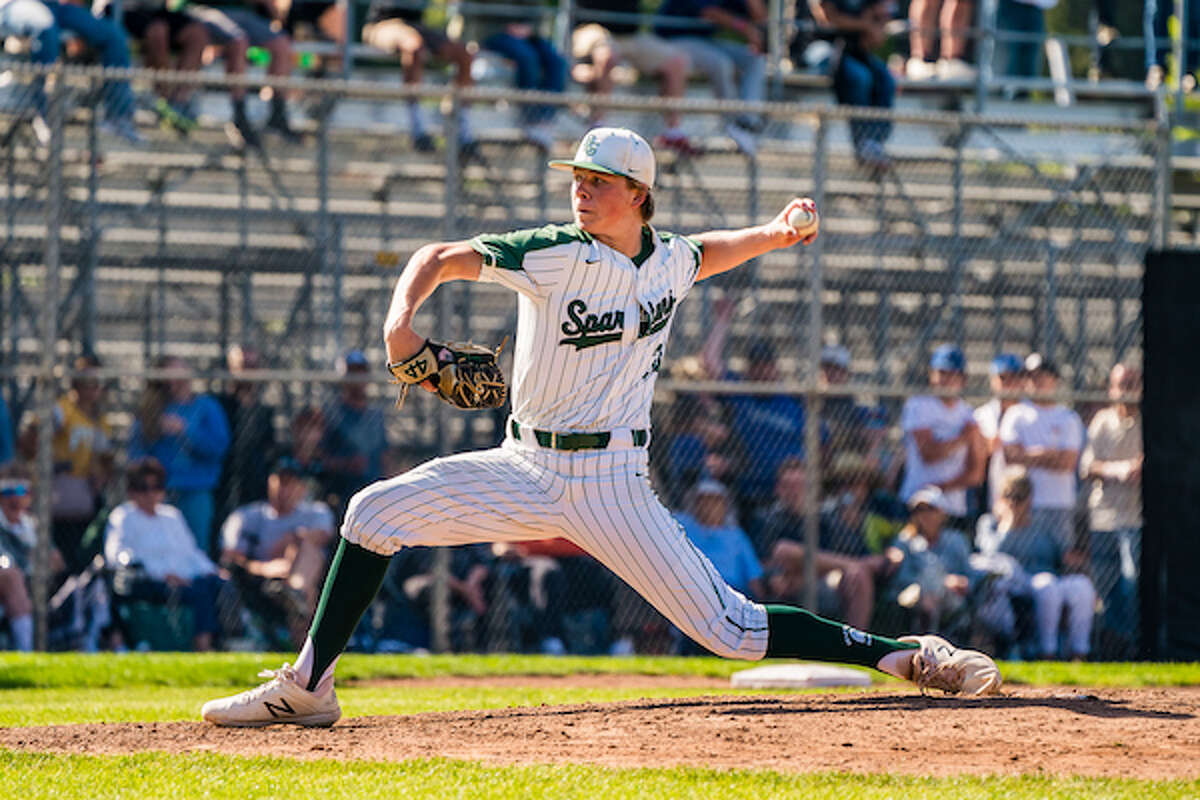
xmin=341 ymin=438 xmax=770 ymax=660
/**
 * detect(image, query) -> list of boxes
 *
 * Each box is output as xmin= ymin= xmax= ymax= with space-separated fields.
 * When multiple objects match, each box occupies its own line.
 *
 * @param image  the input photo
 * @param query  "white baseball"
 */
xmin=787 ymin=204 xmax=818 ymax=236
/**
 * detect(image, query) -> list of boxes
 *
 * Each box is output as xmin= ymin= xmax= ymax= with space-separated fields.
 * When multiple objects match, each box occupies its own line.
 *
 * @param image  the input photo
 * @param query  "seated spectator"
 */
xmin=885 ymin=486 xmax=976 ymax=636
xmin=219 ymin=455 xmax=334 ymax=648
xmin=572 ymin=0 xmax=698 ymax=155
xmin=657 ymin=392 xmax=742 ymax=508
xmin=821 ymin=452 xmax=905 ymax=555
xmin=281 ymin=0 xmax=346 ymax=74
xmin=755 ymin=458 xmax=888 ymax=629
xmin=973 ymin=352 xmax=1023 ymax=517
xmin=0 ymin=471 xmax=47 ymax=651
xmin=129 ymin=356 xmax=231 ymax=554
xmin=469 ymin=0 xmax=566 ymax=150
xmin=977 ymin=468 xmax=1095 ymax=660
xmin=51 ymin=354 xmax=113 ymax=569
xmin=999 ymin=353 xmax=1083 ymax=552
xmin=656 ymin=0 xmax=766 ymax=154
xmin=373 ymin=543 xmax=494 ymax=652
xmin=361 ymin=0 xmax=477 ymax=155
xmin=810 ymin=0 xmax=896 ymax=170
xmin=103 ymin=458 xmax=226 ymax=651
xmin=102 ymin=0 xmax=210 ymax=134
xmin=898 ymin=344 xmax=986 ymax=523
xmin=0 ymin=0 xmax=143 ymax=143
xmin=215 ymin=345 xmax=276 ymax=526
xmin=905 ymin=0 xmax=974 ymax=80
xmin=322 ymin=350 xmax=388 ymax=515
xmin=185 ymin=1 xmax=301 ymax=145
xmin=1079 ymin=363 xmax=1142 ymax=658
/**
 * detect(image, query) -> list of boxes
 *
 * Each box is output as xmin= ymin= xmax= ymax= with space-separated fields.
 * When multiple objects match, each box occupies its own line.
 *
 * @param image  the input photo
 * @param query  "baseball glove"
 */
xmin=387 ymin=338 xmax=508 ymax=411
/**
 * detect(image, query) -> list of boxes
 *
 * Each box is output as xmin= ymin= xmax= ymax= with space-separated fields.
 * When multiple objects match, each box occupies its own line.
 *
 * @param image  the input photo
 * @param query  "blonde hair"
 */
xmin=1000 ymin=467 xmax=1033 ymax=505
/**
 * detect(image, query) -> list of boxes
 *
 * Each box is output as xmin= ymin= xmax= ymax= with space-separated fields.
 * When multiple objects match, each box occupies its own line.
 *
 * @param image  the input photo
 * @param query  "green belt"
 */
xmin=510 ymin=420 xmax=648 ymax=451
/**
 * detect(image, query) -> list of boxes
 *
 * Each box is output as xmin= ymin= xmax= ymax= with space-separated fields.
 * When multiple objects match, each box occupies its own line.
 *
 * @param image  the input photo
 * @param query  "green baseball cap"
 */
xmin=549 ymin=127 xmax=656 ymax=190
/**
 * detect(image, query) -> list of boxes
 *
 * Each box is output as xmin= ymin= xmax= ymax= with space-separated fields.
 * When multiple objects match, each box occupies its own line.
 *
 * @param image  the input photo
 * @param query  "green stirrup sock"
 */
xmin=305 ymin=538 xmax=391 ymax=692
xmin=764 ymin=605 xmax=917 ymax=667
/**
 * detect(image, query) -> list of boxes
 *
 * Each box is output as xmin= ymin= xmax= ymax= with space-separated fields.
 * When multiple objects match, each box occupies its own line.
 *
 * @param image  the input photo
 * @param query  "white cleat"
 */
xmin=899 ymin=634 xmax=1002 ymax=696
xmin=201 ymin=663 xmax=341 ymax=727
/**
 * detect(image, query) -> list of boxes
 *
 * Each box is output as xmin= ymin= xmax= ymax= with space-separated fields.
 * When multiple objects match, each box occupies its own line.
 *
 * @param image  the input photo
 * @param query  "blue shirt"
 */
xmin=676 ymin=511 xmax=763 ymax=596
xmin=0 ymin=392 xmax=13 ymax=465
xmin=322 ymin=400 xmax=388 ymax=497
xmin=722 ymin=388 xmax=828 ymax=504
xmin=129 ymin=394 xmax=231 ymax=491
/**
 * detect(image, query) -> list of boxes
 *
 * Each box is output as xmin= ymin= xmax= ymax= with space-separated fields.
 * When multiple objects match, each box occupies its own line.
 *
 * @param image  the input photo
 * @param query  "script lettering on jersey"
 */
xmin=637 ymin=292 xmax=676 ymax=338
xmin=559 ymin=299 xmax=625 ymax=350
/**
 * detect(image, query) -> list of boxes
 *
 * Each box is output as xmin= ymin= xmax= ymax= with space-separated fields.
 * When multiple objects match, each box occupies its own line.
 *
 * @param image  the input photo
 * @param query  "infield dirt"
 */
xmin=2 ymin=678 xmax=1198 ymax=778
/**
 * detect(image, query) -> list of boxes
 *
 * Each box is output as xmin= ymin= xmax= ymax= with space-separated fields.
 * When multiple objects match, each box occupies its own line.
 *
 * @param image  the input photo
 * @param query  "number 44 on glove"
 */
xmin=387 ymin=339 xmax=509 ymax=411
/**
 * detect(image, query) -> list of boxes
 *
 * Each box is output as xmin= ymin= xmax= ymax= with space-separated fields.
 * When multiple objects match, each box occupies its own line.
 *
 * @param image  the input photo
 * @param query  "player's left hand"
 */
xmin=772 ymin=197 xmax=819 ymax=248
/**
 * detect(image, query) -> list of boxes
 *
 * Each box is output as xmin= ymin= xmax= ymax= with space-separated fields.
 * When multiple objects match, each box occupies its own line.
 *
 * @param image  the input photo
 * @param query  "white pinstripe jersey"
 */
xmin=471 ymin=223 xmax=703 ymax=433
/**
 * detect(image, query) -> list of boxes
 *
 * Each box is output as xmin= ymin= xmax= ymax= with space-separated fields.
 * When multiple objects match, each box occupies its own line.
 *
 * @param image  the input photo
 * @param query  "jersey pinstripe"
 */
xmin=471 ymin=223 xmax=701 ymax=433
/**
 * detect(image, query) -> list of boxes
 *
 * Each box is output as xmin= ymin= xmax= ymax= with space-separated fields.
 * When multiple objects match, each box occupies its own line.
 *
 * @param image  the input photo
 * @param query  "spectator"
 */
xmin=656 ymin=0 xmax=767 ymax=154
xmin=572 ymin=0 xmax=698 ymax=155
xmin=658 ymin=392 xmax=742 ymax=508
xmin=186 ymin=1 xmax=301 ymax=145
xmin=0 ymin=383 xmax=14 ymax=467
xmin=129 ymin=356 xmax=231 ymax=554
xmin=905 ymin=0 xmax=974 ymax=80
xmin=0 ymin=471 xmax=43 ymax=650
xmin=885 ymin=486 xmax=976 ymax=635
xmin=219 ymin=455 xmax=334 ymax=647
xmin=282 ymin=0 xmax=345 ymax=74
xmin=104 ymin=0 xmax=210 ymax=134
xmin=678 ymin=479 xmax=764 ymax=599
xmin=51 ymin=354 xmax=114 ymax=568
xmin=288 ymin=405 xmax=333 ymax=504
xmin=898 ymin=344 xmax=986 ymax=522
xmin=215 ymin=345 xmax=276 ymax=526
xmin=977 ymin=468 xmax=1094 ymax=660
xmin=103 ymin=458 xmax=226 ymax=651
xmin=504 ymin=538 xmax=618 ymax=654
xmin=361 ymin=0 xmax=477 ymax=155
xmin=321 ymin=350 xmax=388 ymax=515
xmin=1079 ymin=363 xmax=1142 ymax=658
xmin=0 ymin=0 xmax=143 ymax=143
xmin=817 ymin=344 xmax=890 ymax=472
xmin=755 ymin=458 xmax=887 ymax=629
xmin=470 ymin=0 xmax=567 ymax=150
xmin=996 ymin=0 xmax=1055 ymax=79
xmin=810 ymin=0 xmax=896 ymax=171
xmin=821 ymin=452 xmax=905 ymax=555
xmin=999 ymin=353 xmax=1084 ymax=552
xmin=973 ymin=352 xmax=1023 ymax=517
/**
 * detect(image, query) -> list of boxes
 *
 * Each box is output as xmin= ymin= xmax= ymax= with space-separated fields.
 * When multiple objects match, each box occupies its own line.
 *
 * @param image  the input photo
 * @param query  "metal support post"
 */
xmin=82 ymin=80 xmax=100 ymax=355
xmin=1153 ymin=97 xmax=1171 ymax=251
xmin=802 ymin=114 xmax=827 ymax=614
xmin=33 ymin=73 xmax=65 ymax=650
xmin=554 ymin=0 xmax=574 ymax=65
xmin=976 ymin=0 xmax=997 ymax=112
xmin=315 ymin=97 xmax=331 ymax=367
xmin=950 ymin=121 xmax=966 ymax=345
xmin=341 ymin=0 xmax=355 ymax=77
xmin=767 ymin=0 xmax=784 ymax=99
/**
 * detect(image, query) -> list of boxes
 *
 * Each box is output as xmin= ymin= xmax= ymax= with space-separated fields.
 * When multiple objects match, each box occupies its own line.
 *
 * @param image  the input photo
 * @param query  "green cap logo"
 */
xmin=584 ymin=134 xmax=599 ymax=156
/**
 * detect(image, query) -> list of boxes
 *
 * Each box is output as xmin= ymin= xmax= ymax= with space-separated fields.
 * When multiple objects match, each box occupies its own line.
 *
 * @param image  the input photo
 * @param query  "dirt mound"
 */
xmin=3 ymin=686 xmax=1198 ymax=778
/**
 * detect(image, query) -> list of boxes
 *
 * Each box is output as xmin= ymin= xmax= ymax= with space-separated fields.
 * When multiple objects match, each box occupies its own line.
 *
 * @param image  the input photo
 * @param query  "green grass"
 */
xmin=1 ymin=752 xmax=1196 ymax=800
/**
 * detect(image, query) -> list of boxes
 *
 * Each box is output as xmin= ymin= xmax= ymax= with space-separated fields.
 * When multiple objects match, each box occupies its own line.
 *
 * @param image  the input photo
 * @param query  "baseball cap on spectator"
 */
xmin=270 ymin=454 xmax=304 ymax=477
xmin=907 ymin=486 xmax=951 ymax=513
xmin=989 ymin=353 xmax=1023 ymax=376
xmin=929 ymin=344 xmax=965 ymax=372
xmin=342 ymin=349 xmax=369 ymax=373
xmin=820 ymin=344 xmax=851 ymax=370
xmin=747 ymin=338 xmax=776 ymax=365
xmin=0 ymin=479 xmax=29 ymax=497
xmin=1023 ymin=352 xmax=1059 ymax=377
xmin=694 ymin=479 xmax=730 ymax=498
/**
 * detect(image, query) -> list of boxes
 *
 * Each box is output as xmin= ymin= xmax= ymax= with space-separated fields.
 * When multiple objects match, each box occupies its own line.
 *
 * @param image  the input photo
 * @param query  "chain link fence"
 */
xmin=0 ymin=65 xmax=1158 ymax=660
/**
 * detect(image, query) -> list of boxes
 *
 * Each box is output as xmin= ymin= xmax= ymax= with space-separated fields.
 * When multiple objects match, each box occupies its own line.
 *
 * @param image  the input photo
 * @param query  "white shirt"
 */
xmin=899 ymin=395 xmax=975 ymax=516
xmin=999 ymin=401 xmax=1084 ymax=510
xmin=472 ymin=223 xmax=701 ymax=433
xmin=975 ymin=398 xmax=1011 ymax=515
xmin=104 ymin=501 xmax=217 ymax=581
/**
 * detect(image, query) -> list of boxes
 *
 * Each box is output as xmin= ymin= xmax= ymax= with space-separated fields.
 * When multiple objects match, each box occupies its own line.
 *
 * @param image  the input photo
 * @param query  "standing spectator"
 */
xmin=572 ymin=0 xmax=698 ymax=154
xmin=973 ymin=352 xmax=1023 ymax=517
xmin=817 ymin=345 xmax=890 ymax=471
xmin=898 ymin=344 xmax=986 ymax=521
xmin=52 ymin=354 xmax=114 ymax=568
xmin=361 ymin=0 xmax=477 ymax=154
xmin=103 ymin=458 xmax=226 ymax=651
xmin=999 ymin=353 xmax=1084 ymax=552
xmin=219 ymin=455 xmax=335 ymax=647
xmin=129 ymin=356 xmax=231 ymax=554
xmin=186 ymin=1 xmax=301 ymax=145
xmin=1079 ymin=363 xmax=1142 ymax=658
xmin=977 ymin=468 xmax=1094 ymax=660
xmin=288 ymin=405 xmax=332 ymax=503
xmin=0 ymin=471 xmax=40 ymax=651
xmin=810 ymin=0 xmax=896 ymax=170
xmin=656 ymin=0 xmax=766 ymax=154
xmin=905 ymin=0 xmax=975 ymax=80
xmin=470 ymin=0 xmax=567 ymax=150
xmin=321 ymin=350 xmax=389 ymax=514
xmin=996 ymin=0 xmax=1055 ymax=79
xmin=215 ymin=345 xmax=276 ymax=527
